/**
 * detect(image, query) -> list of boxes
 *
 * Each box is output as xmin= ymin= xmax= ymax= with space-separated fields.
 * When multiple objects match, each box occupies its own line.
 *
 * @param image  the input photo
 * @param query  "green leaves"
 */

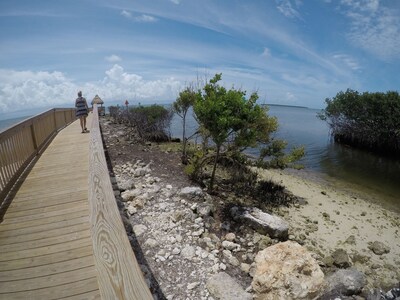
xmin=319 ymin=89 xmax=400 ymax=156
xmin=191 ymin=73 xmax=304 ymax=190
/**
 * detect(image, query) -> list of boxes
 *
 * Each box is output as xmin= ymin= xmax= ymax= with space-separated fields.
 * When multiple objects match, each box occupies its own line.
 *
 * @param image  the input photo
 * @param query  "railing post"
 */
xmin=30 ymin=124 xmax=38 ymax=152
xmin=53 ymin=109 xmax=57 ymax=132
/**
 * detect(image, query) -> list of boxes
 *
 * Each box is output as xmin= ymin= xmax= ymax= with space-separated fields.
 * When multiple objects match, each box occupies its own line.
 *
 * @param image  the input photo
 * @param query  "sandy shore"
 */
xmin=255 ymin=168 xmax=400 ymax=290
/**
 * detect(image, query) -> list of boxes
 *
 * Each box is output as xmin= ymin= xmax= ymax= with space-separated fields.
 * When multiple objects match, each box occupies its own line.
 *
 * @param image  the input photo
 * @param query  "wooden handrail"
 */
xmin=88 ymin=105 xmax=152 ymax=299
xmin=0 ymin=108 xmax=75 ymax=209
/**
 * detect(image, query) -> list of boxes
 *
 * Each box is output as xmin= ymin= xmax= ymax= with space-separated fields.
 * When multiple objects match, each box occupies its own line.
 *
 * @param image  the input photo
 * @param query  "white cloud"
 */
xmin=121 ymin=10 xmax=157 ymax=22
xmin=285 ymin=92 xmax=297 ymax=102
xmin=332 ymin=54 xmax=361 ymax=70
xmin=105 ymin=54 xmax=122 ymax=62
xmin=276 ymin=0 xmax=302 ymax=19
xmin=0 ymin=69 xmax=76 ymax=115
xmin=340 ymin=0 xmax=400 ymax=60
xmin=121 ymin=10 xmax=132 ymax=18
xmin=135 ymin=14 xmax=157 ymax=22
xmin=100 ymin=64 xmax=180 ymax=100
xmin=170 ymin=0 xmax=181 ymax=4
xmin=262 ymin=48 xmax=271 ymax=58
xmin=341 ymin=0 xmax=379 ymax=13
xmin=0 ymin=65 xmax=182 ymax=115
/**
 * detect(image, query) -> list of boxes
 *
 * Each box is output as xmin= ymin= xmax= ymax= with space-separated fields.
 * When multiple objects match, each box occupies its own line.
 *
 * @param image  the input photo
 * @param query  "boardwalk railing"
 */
xmin=89 ymin=104 xmax=152 ymax=299
xmin=0 ymin=108 xmax=75 ymax=209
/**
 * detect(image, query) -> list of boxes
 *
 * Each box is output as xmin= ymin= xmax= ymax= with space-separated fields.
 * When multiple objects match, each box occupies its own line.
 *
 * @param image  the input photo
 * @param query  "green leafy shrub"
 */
xmin=319 ymin=89 xmax=400 ymax=157
xmin=192 ymin=73 xmax=304 ymax=191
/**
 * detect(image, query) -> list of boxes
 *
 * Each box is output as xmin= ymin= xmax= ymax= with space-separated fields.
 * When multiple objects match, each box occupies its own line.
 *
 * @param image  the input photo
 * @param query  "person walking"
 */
xmin=75 ymin=91 xmax=89 ymax=133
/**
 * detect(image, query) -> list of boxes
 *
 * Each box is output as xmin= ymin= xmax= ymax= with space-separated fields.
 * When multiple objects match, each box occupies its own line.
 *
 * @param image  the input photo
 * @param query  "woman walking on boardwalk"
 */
xmin=75 ymin=91 xmax=89 ymax=133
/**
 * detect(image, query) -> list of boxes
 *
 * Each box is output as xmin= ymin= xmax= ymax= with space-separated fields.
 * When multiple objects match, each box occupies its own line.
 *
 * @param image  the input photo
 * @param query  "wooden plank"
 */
xmin=0 ymin=255 xmax=95 ymax=281
xmin=58 ymin=290 xmax=101 ymax=300
xmin=3 ymin=200 xmax=87 ymax=219
xmin=6 ymin=191 xmax=87 ymax=211
xmin=0 ymin=209 xmax=88 ymax=231
xmin=0 ymin=267 xmax=97 ymax=293
xmin=1 ymin=202 xmax=88 ymax=224
xmin=0 ymin=232 xmax=91 ymax=260
xmin=0 ymin=277 xmax=99 ymax=300
xmin=0 ymin=245 xmax=93 ymax=270
xmin=0 ymin=229 xmax=90 ymax=253
xmin=0 ymin=222 xmax=89 ymax=245
xmin=0 ymin=215 xmax=88 ymax=236
xmin=88 ymin=105 xmax=152 ymax=300
xmin=12 ymin=186 xmax=86 ymax=202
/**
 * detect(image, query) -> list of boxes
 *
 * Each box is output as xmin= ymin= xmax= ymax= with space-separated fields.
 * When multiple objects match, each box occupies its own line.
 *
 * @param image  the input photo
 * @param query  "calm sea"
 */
xmin=0 ymin=116 xmax=32 ymax=132
xmin=3 ymin=107 xmax=399 ymax=212
xmin=171 ymin=105 xmax=400 ymax=212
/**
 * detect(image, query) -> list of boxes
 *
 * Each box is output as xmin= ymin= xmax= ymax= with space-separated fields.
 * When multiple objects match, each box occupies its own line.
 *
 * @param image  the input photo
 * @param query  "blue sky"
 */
xmin=0 ymin=0 xmax=399 ymax=118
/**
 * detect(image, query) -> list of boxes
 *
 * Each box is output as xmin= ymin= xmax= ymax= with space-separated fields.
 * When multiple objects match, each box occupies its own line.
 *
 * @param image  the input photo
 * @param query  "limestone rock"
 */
xmin=231 ymin=206 xmax=289 ymax=240
xmin=144 ymin=238 xmax=159 ymax=248
xmin=121 ymin=189 xmax=140 ymax=202
xmin=368 ymin=241 xmax=390 ymax=255
xmin=325 ymin=268 xmax=366 ymax=296
xmin=179 ymin=186 xmax=203 ymax=199
xmin=181 ymin=245 xmax=196 ymax=260
xmin=222 ymin=241 xmax=240 ymax=251
xmin=118 ymin=178 xmax=135 ymax=191
xmin=132 ymin=224 xmax=147 ymax=236
xmin=207 ymin=272 xmax=252 ymax=300
xmin=197 ymin=203 xmax=213 ymax=217
xmin=252 ymin=241 xmax=325 ymax=300
xmin=331 ymin=248 xmax=352 ymax=268
xmin=225 ymin=233 xmax=236 ymax=242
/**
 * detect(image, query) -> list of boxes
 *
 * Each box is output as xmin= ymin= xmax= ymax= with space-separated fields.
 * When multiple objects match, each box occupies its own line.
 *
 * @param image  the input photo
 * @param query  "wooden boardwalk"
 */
xmin=0 ymin=113 xmax=152 ymax=299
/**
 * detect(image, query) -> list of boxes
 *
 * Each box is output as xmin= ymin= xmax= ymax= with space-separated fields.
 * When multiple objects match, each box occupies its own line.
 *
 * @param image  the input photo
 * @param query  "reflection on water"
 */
xmin=171 ymin=105 xmax=400 ymax=212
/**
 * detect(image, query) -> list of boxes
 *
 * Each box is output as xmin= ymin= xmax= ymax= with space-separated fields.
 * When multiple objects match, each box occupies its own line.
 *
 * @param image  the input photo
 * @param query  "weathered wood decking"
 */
xmin=0 ymin=111 xmax=152 ymax=299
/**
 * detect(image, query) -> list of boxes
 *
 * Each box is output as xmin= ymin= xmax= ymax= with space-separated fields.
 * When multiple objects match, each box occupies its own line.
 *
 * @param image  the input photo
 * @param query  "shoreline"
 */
xmin=255 ymin=167 xmax=400 ymax=289
xmin=287 ymin=167 xmax=400 ymax=214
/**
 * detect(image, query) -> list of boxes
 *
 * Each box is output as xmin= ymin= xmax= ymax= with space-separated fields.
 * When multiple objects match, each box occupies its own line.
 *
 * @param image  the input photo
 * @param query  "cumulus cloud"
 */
xmin=99 ymin=64 xmax=180 ymax=100
xmin=105 ymin=54 xmax=122 ymax=62
xmin=0 ymin=69 xmax=76 ymax=115
xmin=340 ymin=0 xmax=400 ymax=60
xmin=0 ymin=65 xmax=182 ymax=115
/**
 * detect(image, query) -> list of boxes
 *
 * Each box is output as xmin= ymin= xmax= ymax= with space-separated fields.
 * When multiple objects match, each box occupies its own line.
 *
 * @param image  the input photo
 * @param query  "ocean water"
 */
xmin=0 ymin=116 xmax=32 ymax=132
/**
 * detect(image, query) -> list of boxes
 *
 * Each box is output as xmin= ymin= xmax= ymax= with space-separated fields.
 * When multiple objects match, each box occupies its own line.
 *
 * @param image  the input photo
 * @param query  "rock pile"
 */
xmin=108 ymin=159 xmax=379 ymax=300
xmin=113 ymin=161 xmax=254 ymax=299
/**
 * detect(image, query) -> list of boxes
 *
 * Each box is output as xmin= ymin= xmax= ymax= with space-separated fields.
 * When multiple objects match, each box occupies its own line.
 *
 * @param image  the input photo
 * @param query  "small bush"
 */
xmin=128 ymin=105 xmax=174 ymax=142
xmin=252 ymin=180 xmax=295 ymax=207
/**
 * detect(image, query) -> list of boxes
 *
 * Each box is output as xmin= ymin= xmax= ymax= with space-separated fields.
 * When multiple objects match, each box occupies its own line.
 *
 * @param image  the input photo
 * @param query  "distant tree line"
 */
xmin=319 ymin=89 xmax=400 ymax=157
